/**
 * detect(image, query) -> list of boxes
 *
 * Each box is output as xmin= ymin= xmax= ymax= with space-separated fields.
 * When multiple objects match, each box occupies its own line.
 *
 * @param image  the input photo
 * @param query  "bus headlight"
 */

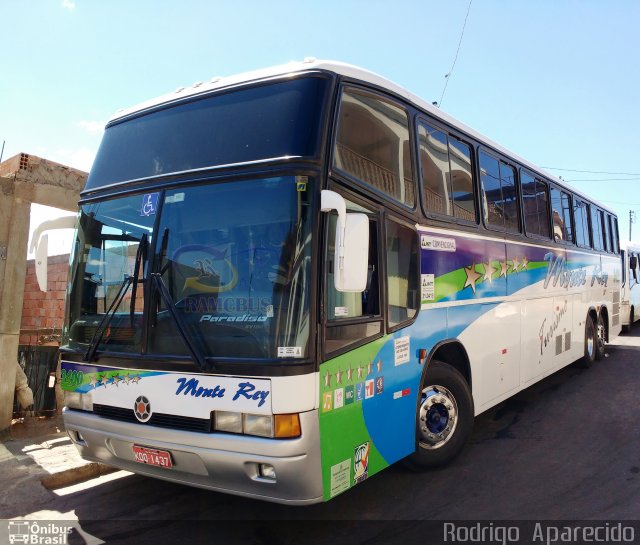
xmin=64 ymin=391 xmax=93 ymax=412
xmin=243 ymin=414 xmax=273 ymax=438
xmin=211 ymin=412 xmax=301 ymax=438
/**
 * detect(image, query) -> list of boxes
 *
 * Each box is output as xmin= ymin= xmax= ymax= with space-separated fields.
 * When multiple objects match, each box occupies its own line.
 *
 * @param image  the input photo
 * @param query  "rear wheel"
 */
xmin=595 ymin=314 xmax=606 ymax=360
xmin=405 ymin=360 xmax=474 ymax=470
xmin=580 ymin=315 xmax=597 ymax=368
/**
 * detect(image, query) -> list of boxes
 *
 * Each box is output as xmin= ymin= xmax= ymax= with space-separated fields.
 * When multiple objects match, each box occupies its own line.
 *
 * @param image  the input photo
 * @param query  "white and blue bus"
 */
xmin=59 ymin=59 xmax=621 ymax=504
xmin=621 ymin=241 xmax=640 ymax=331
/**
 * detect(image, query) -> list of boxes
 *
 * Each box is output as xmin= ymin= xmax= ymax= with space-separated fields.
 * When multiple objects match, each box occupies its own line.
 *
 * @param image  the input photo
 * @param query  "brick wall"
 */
xmin=20 ymin=254 xmax=70 ymax=345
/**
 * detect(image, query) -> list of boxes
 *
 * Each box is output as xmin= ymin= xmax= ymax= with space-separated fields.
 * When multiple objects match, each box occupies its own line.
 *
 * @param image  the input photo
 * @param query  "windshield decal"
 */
xmin=140 ymin=192 xmax=159 ymax=216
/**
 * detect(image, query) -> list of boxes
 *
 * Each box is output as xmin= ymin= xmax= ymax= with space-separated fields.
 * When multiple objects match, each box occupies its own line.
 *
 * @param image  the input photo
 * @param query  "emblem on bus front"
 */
xmin=134 ymin=396 xmax=152 ymax=422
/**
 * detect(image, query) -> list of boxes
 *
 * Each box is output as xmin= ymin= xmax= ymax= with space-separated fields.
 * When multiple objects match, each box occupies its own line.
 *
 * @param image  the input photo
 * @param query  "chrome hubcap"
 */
xmin=418 ymin=385 xmax=458 ymax=449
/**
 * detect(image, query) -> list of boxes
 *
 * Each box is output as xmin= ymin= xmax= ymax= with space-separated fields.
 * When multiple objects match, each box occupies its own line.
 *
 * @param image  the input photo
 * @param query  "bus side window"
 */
xmin=607 ymin=214 xmax=618 ymax=254
xmin=334 ymin=88 xmax=415 ymax=207
xmin=590 ymin=207 xmax=604 ymax=251
xmin=500 ymin=162 xmax=519 ymax=233
xmin=479 ymin=151 xmax=503 ymax=229
xmin=550 ymin=187 xmax=573 ymax=242
xmin=602 ymin=211 xmax=611 ymax=252
xmin=386 ymin=219 xmax=419 ymax=329
xmin=419 ymin=124 xmax=476 ymax=222
xmin=573 ymin=200 xmax=590 ymax=248
xmin=521 ymin=171 xmax=550 ymax=238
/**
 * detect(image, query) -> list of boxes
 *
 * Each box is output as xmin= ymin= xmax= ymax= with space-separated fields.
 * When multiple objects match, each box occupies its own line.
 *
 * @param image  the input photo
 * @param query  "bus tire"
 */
xmin=580 ymin=314 xmax=597 ymax=367
xmin=595 ymin=314 xmax=606 ymax=360
xmin=404 ymin=360 xmax=473 ymax=470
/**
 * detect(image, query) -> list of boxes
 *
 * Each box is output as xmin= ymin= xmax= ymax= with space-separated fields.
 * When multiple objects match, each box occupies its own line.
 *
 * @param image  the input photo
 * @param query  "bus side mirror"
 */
xmin=631 ymin=255 xmax=638 ymax=280
xmin=321 ymin=190 xmax=369 ymax=292
xmin=35 ymin=234 xmax=49 ymax=292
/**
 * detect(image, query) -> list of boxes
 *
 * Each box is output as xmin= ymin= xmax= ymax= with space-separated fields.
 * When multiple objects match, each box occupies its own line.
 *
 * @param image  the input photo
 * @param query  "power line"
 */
xmin=566 ymin=177 xmax=640 ymax=182
xmin=543 ymin=166 xmax=640 ymax=176
xmin=438 ymin=0 xmax=473 ymax=108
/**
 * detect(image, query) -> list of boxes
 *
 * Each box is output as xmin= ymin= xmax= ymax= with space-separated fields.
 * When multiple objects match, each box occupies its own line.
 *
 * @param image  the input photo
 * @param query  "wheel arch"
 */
xmin=422 ymin=339 xmax=472 ymax=391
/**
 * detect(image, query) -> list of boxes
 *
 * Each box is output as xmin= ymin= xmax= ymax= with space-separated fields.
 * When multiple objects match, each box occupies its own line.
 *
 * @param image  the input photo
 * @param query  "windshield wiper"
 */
xmin=150 ymin=272 xmax=209 ymax=371
xmin=85 ymin=234 xmax=148 ymax=362
xmin=84 ymin=275 xmax=133 ymax=362
xmin=129 ymin=233 xmax=148 ymax=326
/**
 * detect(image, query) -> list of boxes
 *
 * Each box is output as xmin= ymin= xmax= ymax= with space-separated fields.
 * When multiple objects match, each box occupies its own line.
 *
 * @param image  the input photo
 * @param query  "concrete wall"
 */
xmin=0 ymin=153 xmax=86 ymax=431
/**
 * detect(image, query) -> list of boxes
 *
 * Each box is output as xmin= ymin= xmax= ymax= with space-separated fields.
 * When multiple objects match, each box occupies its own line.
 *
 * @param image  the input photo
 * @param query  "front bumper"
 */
xmin=63 ymin=407 xmax=323 ymax=505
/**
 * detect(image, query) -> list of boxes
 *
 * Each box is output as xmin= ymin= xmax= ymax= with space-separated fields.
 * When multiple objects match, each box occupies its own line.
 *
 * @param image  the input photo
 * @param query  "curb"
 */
xmin=40 ymin=462 xmax=118 ymax=490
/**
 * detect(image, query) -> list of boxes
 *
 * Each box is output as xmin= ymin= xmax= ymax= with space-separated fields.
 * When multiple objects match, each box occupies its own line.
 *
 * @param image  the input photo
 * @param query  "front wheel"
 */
xmin=404 ymin=360 xmax=474 ymax=470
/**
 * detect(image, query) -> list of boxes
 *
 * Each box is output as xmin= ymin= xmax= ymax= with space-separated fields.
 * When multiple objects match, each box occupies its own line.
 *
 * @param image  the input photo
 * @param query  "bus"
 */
xmin=58 ymin=59 xmax=621 ymax=505
xmin=620 ymin=241 xmax=640 ymax=331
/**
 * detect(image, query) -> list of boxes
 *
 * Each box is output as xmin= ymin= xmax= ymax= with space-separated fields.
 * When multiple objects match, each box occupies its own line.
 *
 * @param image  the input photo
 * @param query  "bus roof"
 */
xmin=108 ymin=58 xmax=615 ymax=215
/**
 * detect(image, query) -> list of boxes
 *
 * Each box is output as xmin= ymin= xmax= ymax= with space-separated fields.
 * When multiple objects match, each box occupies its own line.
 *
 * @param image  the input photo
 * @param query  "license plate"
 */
xmin=132 ymin=445 xmax=173 ymax=469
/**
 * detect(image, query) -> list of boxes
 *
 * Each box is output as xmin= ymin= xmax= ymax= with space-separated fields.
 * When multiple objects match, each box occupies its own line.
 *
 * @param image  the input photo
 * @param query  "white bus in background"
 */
xmin=621 ymin=241 xmax=640 ymax=332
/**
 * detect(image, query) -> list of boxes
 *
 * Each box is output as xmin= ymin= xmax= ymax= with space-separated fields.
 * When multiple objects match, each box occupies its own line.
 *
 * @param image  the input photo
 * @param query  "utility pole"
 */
xmin=630 ymin=210 xmax=636 ymax=241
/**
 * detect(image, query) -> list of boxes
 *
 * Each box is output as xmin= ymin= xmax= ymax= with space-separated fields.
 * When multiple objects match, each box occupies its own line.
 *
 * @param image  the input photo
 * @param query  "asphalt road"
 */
xmin=10 ymin=328 xmax=640 ymax=544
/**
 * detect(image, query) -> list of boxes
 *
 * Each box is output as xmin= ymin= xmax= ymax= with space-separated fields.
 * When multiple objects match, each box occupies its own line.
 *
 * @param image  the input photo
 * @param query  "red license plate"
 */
xmin=132 ymin=445 xmax=173 ymax=469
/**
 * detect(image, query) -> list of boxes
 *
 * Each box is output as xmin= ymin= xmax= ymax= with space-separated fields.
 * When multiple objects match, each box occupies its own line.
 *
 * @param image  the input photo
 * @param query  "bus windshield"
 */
xmin=66 ymin=175 xmax=315 ymax=361
xmin=85 ymin=75 xmax=329 ymax=191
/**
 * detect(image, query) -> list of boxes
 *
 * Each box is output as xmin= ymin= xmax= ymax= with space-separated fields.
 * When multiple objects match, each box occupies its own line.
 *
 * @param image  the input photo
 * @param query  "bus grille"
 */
xmin=93 ymin=404 xmax=211 ymax=433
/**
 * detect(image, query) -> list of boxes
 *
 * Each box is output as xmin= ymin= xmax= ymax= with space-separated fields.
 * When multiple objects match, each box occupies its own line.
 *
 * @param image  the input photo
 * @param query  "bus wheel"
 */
xmin=405 ymin=360 xmax=473 ymax=470
xmin=595 ymin=314 xmax=606 ymax=360
xmin=581 ymin=315 xmax=597 ymax=367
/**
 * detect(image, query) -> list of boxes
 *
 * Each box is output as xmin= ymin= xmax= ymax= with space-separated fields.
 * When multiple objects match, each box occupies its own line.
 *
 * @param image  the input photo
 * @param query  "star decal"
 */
xmin=347 ymin=367 xmax=353 ymax=382
xmin=335 ymin=368 xmax=343 ymax=384
xmin=482 ymin=261 xmax=495 ymax=283
xmin=112 ymin=375 xmax=122 ymax=387
xmin=511 ymin=256 xmax=520 ymax=272
xmin=463 ymin=263 xmax=482 ymax=294
xmin=95 ymin=374 xmax=105 ymax=387
xmin=131 ymin=374 xmax=141 ymax=384
xmin=357 ymin=366 xmax=364 ymax=380
xmin=324 ymin=371 xmax=332 ymax=387
xmin=122 ymin=373 xmax=131 ymax=385
xmin=89 ymin=375 xmax=98 ymax=388
xmin=521 ymin=256 xmax=529 ymax=269
xmin=366 ymin=361 xmax=373 ymax=376
xmin=376 ymin=359 xmax=383 ymax=373
xmin=499 ymin=260 xmax=509 ymax=278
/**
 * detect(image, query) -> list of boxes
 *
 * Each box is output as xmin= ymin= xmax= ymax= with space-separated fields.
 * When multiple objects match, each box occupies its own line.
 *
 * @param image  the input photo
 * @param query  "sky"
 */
xmin=1 ymin=0 xmax=639 ymax=255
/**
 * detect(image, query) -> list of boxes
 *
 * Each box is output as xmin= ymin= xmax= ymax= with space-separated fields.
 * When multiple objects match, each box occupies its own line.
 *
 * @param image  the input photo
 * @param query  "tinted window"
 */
xmin=521 ymin=171 xmax=550 ymax=238
xmin=419 ymin=124 xmax=475 ymax=221
xmin=500 ymin=162 xmax=519 ymax=232
xmin=551 ymin=188 xmax=573 ymax=242
xmin=607 ymin=214 xmax=618 ymax=253
xmin=603 ymin=212 xmax=611 ymax=252
xmin=419 ymin=123 xmax=451 ymax=215
xmin=335 ymin=89 xmax=415 ymax=206
xmin=87 ymin=77 xmax=329 ymax=190
xmin=386 ymin=219 xmax=419 ymax=328
xmin=573 ymin=200 xmax=590 ymax=248
xmin=479 ymin=151 xmax=502 ymax=228
xmin=449 ymin=138 xmax=475 ymax=221
xmin=591 ymin=207 xmax=605 ymax=251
